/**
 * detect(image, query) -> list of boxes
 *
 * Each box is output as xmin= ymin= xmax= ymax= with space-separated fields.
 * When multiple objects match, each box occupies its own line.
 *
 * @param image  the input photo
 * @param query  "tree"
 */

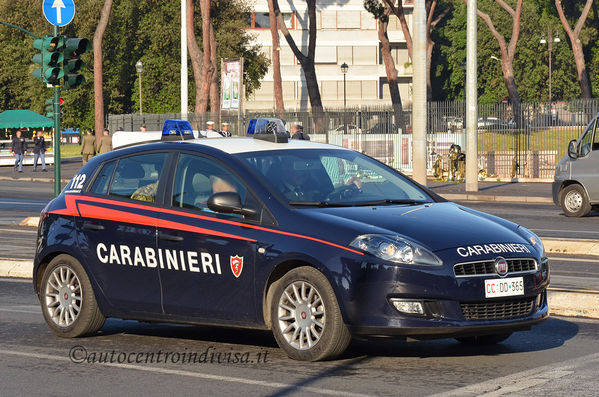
xmin=364 ymin=0 xmax=407 ymax=133
xmin=93 ymin=0 xmax=113 ymax=142
xmin=468 ymin=0 xmax=524 ymax=125
xmin=380 ymin=0 xmax=451 ymax=99
xmin=268 ymin=0 xmax=284 ymax=117
xmin=272 ymin=0 xmax=323 ymax=114
xmin=187 ymin=0 xmax=205 ymax=128
xmin=555 ymin=0 xmax=593 ymax=99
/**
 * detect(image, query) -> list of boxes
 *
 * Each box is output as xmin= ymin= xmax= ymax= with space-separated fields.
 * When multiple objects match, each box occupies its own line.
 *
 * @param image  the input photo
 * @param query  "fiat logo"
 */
xmin=495 ymin=257 xmax=509 ymax=277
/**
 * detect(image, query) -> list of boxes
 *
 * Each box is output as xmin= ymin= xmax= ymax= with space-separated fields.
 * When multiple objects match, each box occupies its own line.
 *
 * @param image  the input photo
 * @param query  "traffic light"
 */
xmin=63 ymin=38 xmax=91 ymax=90
xmin=45 ymin=98 xmax=64 ymax=118
xmin=32 ymin=35 xmax=64 ymax=85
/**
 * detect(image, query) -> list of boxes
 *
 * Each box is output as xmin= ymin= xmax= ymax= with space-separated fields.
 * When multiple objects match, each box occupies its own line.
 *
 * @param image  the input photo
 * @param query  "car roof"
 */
xmin=132 ymin=137 xmax=350 ymax=155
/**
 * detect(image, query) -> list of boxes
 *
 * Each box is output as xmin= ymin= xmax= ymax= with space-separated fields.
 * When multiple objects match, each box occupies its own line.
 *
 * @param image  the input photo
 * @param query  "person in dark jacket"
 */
xmin=11 ymin=129 xmax=27 ymax=173
xmin=290 ymin=124 xmax=310 ymax=140
xmin=32 ymin=130 xmax=47 ymax=172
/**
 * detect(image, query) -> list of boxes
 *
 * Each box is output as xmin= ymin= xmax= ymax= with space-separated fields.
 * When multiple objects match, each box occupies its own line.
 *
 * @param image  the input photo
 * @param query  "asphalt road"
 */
xmin=456 ymin=201 xmax=599 ymax=240
xmin=1 ymin=278 xmax=599 ymax=396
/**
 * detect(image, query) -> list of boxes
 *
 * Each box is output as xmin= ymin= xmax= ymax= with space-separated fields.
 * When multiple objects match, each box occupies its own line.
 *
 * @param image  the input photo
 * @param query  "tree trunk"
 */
xmin=555 ymin=0 xmax=593 ymax=99
xmin=384 ymin=0 xmax=413 ymax=58
xmin=209 ymin=21 xmax=219 ymax=114
xmin=378 ymin=14 xmax=406 ymax=134
xmin=273 ymin=0 xmax=323 ymax=114
xmin=187 ymin=0 xmax=205 ymax=130
xmin=198 ymin=0 xmax=213 ymax=115
xmin=426 ymin=0 xmax=451 ymax=100
xmin=93 ymin=0 xmax=113 ymax=145
xmin=268 ymin=0 xmax=284 ymax=118
xmin=470 ymin=0 xmax=523 ymax=126
xmin=426 ymin=39 xmax=434 ymax=100
xmin=502 ymin=60 xmax=522 ymax=126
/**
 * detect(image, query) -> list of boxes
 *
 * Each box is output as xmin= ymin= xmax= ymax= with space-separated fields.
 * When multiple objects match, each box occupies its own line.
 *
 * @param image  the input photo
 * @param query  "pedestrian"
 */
xmin=11 ymin=129 xmax=27 ymax=173
xmin=98 ymin=128 xmax=112 ymax=154
xmin=290 ymin=124 xmax=310 ymax=140
xmin=219 ymin=122 xmax=232 ymax=137
xmin=32 ymin=130 xmax=47 ymax=172
xmin=81 ymin=128 xmax=96 ymax=165
xmin=140 ymin=124 xmax=147 ymax=132
xmin=117 ymin=127 xmax=124 ymax=131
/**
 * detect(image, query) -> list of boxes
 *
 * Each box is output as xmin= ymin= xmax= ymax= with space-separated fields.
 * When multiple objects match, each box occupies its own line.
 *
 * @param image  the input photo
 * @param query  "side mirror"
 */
xmin=207 ymin=192 xmax=257 ymax=217
xmin=567 ymin=140 xmax=578 ymax=159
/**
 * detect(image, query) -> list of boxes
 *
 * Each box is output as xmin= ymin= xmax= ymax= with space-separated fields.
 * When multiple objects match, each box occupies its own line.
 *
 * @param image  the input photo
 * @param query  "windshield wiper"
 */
xmin=352 ymin=199 xmax=427 ymax=206
xmin=289 ymin=201 xmax=353 ymax=207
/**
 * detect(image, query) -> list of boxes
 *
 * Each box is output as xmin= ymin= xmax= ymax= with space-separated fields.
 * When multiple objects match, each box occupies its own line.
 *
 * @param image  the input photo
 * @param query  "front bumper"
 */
xmin=338 ymin=256 xmax=550 ymax=339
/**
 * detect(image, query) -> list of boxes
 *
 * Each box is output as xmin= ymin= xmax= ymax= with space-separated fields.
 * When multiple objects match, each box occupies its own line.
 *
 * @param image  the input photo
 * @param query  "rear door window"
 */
xmin=107 ymin=153 xmax=169 ymax=203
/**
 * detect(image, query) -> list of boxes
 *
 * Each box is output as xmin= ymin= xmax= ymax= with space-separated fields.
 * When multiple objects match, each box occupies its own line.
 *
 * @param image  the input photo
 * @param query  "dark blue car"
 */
xmin=33 ymin=122 xmax=549 ymax=361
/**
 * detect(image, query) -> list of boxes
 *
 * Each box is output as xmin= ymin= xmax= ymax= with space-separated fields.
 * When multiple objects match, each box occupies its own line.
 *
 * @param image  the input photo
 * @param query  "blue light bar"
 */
xmin=247 ymin=118 xmax=288 ymax=143
xmin=161 ymin=119 xmax=195 ymax=141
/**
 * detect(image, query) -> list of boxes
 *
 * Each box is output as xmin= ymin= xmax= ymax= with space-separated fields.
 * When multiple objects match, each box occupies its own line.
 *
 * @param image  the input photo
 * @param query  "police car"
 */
xmin=34 ymin=119 xmax=549 ymax=361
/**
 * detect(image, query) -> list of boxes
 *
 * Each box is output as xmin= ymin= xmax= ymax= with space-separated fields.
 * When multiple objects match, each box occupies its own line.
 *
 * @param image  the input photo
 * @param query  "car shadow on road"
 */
xmin=343 ymin=317 xmax=578 ymax=359
xmin=93 ymin=316 xmax=578 ymax=361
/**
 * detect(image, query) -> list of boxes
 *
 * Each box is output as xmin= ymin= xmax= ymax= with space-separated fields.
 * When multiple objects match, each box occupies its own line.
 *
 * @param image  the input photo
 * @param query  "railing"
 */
xmin=108 ymin=98 xmax=599 ymax=180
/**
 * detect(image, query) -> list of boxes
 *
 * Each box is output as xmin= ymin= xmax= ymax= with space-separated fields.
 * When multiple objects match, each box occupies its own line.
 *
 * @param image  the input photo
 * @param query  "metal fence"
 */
xmin=108 ymin=98 xmax=599 ymax=180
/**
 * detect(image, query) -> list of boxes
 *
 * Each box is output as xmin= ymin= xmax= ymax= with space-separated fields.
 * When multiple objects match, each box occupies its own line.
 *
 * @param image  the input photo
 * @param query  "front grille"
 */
xmin=454 ymin=258 xmax=537 ymax=277
xmin=460 ymin=296 xmax=536 ymax=321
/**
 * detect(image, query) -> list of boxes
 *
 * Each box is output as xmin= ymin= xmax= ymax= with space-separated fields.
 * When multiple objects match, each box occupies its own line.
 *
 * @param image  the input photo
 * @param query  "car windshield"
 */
xmin=235 ymin=149 xmax=433 ymax=206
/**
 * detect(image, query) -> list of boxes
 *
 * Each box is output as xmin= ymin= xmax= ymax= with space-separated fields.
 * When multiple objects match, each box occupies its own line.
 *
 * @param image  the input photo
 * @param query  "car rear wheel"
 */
xmin=40 ymin=254 xmax=105 ymax=337
xmin=270 ymin=266 xmax=351 ymax=361
xmin=455 ymin=333 xmax=512 ymax=345
xmin=560 ymin=184 xmax=591 ymax=217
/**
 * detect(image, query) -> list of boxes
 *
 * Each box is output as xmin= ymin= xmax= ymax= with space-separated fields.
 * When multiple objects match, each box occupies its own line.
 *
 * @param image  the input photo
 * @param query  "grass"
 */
xmin=57 ymin=144 xmax=82 ymax=158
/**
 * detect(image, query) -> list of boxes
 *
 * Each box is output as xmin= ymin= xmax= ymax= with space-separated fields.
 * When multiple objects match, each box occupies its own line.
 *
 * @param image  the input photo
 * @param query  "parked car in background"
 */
xmin=329 ymin=124 xmax=362 ymax=134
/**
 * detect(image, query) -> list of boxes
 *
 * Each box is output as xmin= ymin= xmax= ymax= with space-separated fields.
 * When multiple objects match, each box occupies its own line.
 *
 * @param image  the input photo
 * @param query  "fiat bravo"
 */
xmin=33 ymin=120 xmax=549 ymax=361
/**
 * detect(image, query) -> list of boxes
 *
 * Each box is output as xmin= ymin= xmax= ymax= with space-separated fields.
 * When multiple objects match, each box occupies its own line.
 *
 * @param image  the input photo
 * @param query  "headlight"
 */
xmin=350 ymin=234 xmax=442 ymax=266
xmin=517 ymin=226 xmax=545 ymax=258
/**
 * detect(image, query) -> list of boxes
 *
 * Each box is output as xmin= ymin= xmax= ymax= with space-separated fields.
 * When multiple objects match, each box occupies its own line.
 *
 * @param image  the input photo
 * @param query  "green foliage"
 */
xmin=0 ymin=0 xmax=267 ymax=127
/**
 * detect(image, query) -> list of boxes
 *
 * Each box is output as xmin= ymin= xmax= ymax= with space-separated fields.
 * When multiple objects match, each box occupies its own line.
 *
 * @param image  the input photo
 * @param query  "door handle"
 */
xmin=82 ymin=222 xmax=104 ymax=231
xmin=158 ymin=232 xmax=183 ymax=242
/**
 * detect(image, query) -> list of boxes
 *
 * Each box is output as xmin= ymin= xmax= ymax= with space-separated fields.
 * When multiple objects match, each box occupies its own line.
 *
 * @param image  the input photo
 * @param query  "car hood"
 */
xmin=307 ymin=202 xmax=525 ymax=252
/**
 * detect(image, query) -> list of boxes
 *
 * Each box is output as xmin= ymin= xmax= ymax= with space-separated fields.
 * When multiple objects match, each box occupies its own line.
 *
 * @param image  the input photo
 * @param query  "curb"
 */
xmin=0 ymin=176 xmax=71 ymax=183
xmin=543 ymin=238 xmax=599 ymax=256
xmin=2 ymin=259 xmax=599 ymax=319
xmin=441 ymin=193 xmax=553 ymax=204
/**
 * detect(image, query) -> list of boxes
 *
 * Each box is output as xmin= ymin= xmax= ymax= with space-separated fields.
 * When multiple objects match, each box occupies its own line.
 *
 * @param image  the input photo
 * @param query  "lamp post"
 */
xmin=341 ymin=62 xmax=348 ymax=135
xmin=540 ymin=28 xmax=560 ymax=103
xmin=135 ymin=60 xmax=144 ymax=115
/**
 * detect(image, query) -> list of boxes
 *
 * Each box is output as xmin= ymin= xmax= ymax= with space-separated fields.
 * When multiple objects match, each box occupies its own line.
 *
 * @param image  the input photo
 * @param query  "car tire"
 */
xmin=560 ymin=184 xmax=591 ymax=217
xmin=40 ymin=254 xmax=105 ymax=338
xmin=455 ymin=333 xmax=512 ymax=345
xmin=270 ymin=266 xmax=351 ymax=361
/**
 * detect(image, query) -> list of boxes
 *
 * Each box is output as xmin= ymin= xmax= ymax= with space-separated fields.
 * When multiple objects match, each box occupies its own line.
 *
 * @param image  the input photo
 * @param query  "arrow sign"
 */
xmin=42 ymin=0 xmax=75 ymax=27
xmin=52 ymin=0 xmax=65 ymax=24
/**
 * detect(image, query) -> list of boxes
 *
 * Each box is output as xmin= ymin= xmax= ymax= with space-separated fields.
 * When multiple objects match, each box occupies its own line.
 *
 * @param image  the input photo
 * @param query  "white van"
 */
xmin=553 ymin=114 xmax=599 ymax=217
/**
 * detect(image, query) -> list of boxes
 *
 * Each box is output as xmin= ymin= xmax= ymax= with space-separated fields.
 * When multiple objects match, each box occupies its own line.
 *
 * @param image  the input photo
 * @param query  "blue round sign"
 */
xmin=42 ymin=0 xmax=76 ymax=27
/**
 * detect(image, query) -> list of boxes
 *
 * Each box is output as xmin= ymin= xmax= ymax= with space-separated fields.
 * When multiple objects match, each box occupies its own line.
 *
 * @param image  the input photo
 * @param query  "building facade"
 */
xmin=245 ymin=0 xmax=414 ymax=110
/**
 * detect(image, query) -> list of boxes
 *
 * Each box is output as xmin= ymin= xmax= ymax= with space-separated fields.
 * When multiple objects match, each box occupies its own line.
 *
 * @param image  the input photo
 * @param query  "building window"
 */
xmin=337 ymin=11 xmax=361 ymax=29
xmin=249 ymin=12 xmax=293 ymax=29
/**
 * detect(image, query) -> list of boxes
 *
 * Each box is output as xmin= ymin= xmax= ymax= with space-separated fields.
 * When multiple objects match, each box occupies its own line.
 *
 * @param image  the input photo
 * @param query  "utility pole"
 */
xmin=181 ymin=0 xmax=188 ymax=121
xmin=52 ymin=25 xmax=61 ymax=197
xmin=465 ymin=0 xmax=478 ymax=192
xmin=412 ymin=0 xmax=427 ymax=186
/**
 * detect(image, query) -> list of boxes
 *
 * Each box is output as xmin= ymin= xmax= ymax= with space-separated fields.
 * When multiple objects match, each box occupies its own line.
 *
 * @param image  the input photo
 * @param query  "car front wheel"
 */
xmin=560 ymin=184 xmax=591 ymax=217
xmin=40 ymin=254 xmax=105 ymax=337
xmin=270 ymin=266 xmax=351 ymax=361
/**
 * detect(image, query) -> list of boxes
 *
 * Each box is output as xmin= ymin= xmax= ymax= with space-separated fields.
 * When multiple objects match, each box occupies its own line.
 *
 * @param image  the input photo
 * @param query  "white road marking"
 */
xmin=0 ymin=228 xmax=37 ymax=234
xmin=0 ymin=349 xmax=370 ymax=397
xmin=429 ymin=352 xmax=599 ymax=396
xmin=0 ymin=308 xmax=40 ymax=314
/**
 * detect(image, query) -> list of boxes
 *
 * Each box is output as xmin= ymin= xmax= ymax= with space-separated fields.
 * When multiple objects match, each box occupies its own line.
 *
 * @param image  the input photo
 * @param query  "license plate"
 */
xmin=485 ymin=277 xmax=524 ymax=298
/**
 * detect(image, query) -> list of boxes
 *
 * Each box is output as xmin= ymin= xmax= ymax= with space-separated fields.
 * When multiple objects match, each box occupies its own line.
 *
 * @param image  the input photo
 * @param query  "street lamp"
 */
xmin=135 ymin=59 xmax=144 ymax=115
xmin=341 ymin=62 xmax=348 ymax=135
xmin=540 ymin=28 xmax=560 ymax=103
